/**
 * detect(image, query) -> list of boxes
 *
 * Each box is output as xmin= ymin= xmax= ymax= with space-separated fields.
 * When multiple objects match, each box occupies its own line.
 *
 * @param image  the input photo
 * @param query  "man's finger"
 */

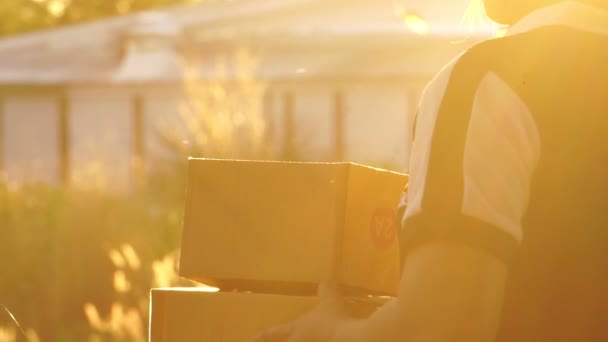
xmin=250 ymin=324 xmax=293 ymax=342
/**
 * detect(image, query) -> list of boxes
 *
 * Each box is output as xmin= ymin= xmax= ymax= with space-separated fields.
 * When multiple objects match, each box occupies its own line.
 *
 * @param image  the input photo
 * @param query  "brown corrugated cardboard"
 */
xmin=149 ymin=288 xmax=387 ymax=342
xmin=179 ymin=159 xmax=408 ymax=295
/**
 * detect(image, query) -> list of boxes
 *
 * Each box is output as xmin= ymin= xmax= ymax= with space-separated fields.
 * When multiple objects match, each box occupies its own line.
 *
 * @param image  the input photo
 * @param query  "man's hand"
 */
xmin=252 ymin=243 xmax=507 ymax=342
xmin=250 ymin=283 xmax=355 ymax=342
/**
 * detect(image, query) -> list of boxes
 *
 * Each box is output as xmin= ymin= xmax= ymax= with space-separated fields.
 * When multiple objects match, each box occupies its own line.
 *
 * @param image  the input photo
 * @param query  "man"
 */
xmin=253 ymin=1 xmax=608 ymax=341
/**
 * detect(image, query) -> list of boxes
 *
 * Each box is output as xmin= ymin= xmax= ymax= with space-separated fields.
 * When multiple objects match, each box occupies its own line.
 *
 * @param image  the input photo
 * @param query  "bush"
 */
xmin=0 ymin=182 xmax=184 ymax=341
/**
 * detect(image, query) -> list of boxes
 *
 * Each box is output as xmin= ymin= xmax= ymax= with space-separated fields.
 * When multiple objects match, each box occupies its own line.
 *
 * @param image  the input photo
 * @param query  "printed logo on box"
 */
xmin=370 ymin=208 xmax=397 ymax=249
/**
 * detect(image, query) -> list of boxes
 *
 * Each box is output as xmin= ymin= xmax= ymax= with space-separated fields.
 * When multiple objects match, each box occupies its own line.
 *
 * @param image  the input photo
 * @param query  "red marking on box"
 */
xmin=370 ymin=208 xmax=397 ymax=249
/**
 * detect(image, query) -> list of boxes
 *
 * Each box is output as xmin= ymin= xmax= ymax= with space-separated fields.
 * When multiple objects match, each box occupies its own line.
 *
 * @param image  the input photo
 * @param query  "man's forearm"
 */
xmin=333 ymin=243 xmax=508 ymax=342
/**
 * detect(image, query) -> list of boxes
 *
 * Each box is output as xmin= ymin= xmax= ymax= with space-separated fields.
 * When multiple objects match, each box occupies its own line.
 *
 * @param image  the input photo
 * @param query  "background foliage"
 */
xmin=0 ymin=42 xmax=273 ymax=340
xmin=0 ymin=0 xmax=203 ymax=37
xmin=0 ymin=183 xmax=183 ymax=341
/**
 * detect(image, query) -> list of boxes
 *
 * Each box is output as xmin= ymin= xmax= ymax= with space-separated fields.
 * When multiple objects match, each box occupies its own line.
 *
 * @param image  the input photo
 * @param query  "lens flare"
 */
xmin=403 ymin=14 xmax=430 ymax=35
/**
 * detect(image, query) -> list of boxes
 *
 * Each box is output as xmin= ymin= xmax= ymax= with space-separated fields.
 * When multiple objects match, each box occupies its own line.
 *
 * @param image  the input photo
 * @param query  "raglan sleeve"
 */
xmin=399 ymin=59 xmax=541 ymax=264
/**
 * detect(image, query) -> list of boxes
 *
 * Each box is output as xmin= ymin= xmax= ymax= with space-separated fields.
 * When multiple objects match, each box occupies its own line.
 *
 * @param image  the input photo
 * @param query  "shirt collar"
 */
xmin=507 ymin=1 xmax=608 ymax=36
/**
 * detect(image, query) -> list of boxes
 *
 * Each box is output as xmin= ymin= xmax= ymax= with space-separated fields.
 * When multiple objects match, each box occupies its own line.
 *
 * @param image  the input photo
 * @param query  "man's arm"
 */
xmin=335 ymin=242 xmax=507 ymax=342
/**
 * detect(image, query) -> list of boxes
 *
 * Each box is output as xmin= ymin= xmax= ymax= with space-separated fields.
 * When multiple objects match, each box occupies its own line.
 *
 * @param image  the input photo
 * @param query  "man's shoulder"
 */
xmin=419 ymin=36 xmax=512 ymax=109
xmin=421 ymin=27 xmax=575 ymax=106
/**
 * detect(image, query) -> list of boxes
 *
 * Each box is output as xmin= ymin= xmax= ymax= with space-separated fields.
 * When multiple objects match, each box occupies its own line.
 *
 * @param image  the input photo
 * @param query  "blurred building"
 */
xmin=0 ymin=0 xmax=496 ymax=191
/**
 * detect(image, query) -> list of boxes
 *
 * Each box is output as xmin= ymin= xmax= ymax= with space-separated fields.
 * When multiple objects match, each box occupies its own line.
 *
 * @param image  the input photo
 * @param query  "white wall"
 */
xmin=68 ymin=88 xmax=132 ymax=192
xmin=266 ymin=83 xmax=417 ymax=170
xmin=292 ymin=87 xmax=333 ymax=159
xmin=2 ymin=96 xmax=60 ymax=184
xmin=142 ymin=87 xmax=186 ymax=164
xmin=344 ymin=84 xmax=412 ymax=171
xmin=0 ymin=80 xmax=418 ymax=190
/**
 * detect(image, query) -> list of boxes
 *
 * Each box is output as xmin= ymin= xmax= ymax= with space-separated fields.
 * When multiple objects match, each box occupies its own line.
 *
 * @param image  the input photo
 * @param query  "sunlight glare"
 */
xmin=0 ymin=327 xmax=16 ymax=342
xmin=403 ymin=14 xmax=430 ymax=35
xmin=198 ymin=285 xmax=220 ymax=292
xmin=495 ymin=27 xmax=508 ymax=38
xmin=47 ymin=0 xmax=67 ymax=17
xmin=25 ymin=329 xmax=40 ymax=342
xmin=113 ymin=270 xmax=131 ymax=293
xmin=108 ymin=249 xmax=126 ymax=269
xmin=83 ymin=303 xmax=103 ymax=329
xmin=121 ymin=244 xmax=141 ymax=271
xmin=394 ymin=4 xmax=430 ymax=35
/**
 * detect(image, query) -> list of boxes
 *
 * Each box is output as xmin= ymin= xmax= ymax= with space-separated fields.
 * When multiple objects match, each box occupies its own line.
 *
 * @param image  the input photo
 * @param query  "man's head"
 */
xmin=482 ymin=0 xmax=606 ymax=25
xmin=482 ymin=0 xmax=560 ymax=24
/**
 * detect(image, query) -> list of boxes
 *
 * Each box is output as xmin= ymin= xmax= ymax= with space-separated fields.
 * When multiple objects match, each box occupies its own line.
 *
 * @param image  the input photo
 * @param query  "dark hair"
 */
xmin=482 ymin=0 xmax=557 ymax=24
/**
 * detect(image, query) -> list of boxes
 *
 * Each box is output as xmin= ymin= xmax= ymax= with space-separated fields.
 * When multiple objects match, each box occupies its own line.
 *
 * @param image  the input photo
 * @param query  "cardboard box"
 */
xmin=149 ymin=288 xmax=386 ymax=342
xmin=179 ymin=159 xmax=408 ymax=295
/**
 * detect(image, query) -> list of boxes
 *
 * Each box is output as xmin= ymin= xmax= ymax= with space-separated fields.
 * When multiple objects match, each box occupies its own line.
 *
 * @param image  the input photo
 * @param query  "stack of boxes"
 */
xmin=149 ymin=158 xmax=408 ymax=341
